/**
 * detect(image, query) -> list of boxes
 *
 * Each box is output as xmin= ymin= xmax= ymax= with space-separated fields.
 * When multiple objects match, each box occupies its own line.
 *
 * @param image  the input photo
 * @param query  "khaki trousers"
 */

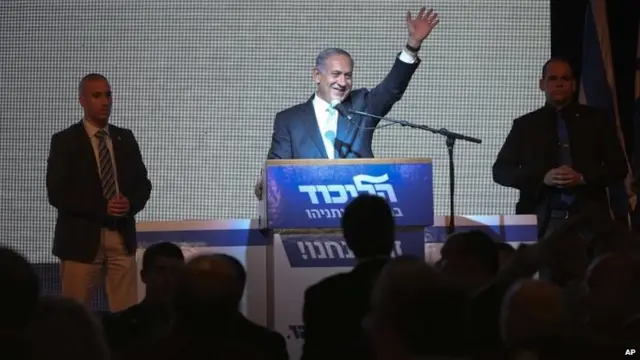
xmin=60 ymin=228 xmax=137 ymax=312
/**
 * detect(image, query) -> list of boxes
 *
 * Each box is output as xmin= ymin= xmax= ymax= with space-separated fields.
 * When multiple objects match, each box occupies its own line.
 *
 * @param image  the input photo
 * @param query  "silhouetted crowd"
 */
xmin=1 ymin=194 xmax=640 ymax=360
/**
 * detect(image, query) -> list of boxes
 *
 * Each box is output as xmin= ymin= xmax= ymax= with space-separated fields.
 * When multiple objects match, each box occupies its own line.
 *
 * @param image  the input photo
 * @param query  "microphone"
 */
xmin=330 ymin=100 xmax=352 ymax=120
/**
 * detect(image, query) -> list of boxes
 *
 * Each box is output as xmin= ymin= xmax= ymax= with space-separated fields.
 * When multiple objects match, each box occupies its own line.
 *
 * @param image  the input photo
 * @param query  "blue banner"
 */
xmin=281 ymin=230 xmax=425 ymax=268
xmin=264 ymin=160 xmax=433 ymax=229
xmin=580 ymin=0 xmax=632 ymax=219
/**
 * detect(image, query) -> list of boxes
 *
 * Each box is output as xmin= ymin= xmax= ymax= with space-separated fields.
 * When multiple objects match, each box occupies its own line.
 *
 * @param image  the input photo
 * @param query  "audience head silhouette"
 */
xmin=583 ymin=252 xmax=640 ymax=327
xmin=496 ymin=241 xmax=516 ymax=269
xmin=174 ymin=254 xmax=244 ymax=332
xmin=26 ymin=296 xmax=110 ymax=360
xmin=341 ymin=194 xmax=395 ymax=259
xmin=439 ymin=230 xmax=499 ymax=293
xmin=211 ymin=253 xmax=247 ymax=308
xmin=0 ymin=247 xmax=39 ymax=331
xmin=140 ymin=241 xmax=185 ymax=303
xmin=368 ymin=255 xmax=466 ymax=359
xmin=500 ymin=279 xmax=569 ymax=347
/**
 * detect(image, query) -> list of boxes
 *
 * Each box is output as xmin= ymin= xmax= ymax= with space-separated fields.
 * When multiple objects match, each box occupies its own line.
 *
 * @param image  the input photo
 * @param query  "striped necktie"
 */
xmin=96 ymin=130 xmax=116 ymax=199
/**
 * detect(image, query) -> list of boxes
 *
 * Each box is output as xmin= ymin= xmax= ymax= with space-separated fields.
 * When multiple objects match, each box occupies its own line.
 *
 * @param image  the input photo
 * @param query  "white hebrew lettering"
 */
xmin=341 ymin=240 xmax=355 ymax=259
xmin=312 ymin=242 xmax=327 ymax=259
xmin=374 ymin=184 xmax=398 ymax=202
xmin=324 ymin=241 xmax=344 ymax=258
xmin=327 ymin=185 xmax=348 ymax=203
xmin=298 ymin=174 xmax=398 ymax=205
xmin=297 ymin=241 xmax=308 ymax=260
xmin=299 ymin=185 xmax=320 ymax=204
xmin=391 ymin=241 xmax=403 ymax=256
xmin=353 ymin=174 xmax=382 ymax=195
xmin=330 ymin=209 xmax=343 ymax=218
xmin=343 ymin=184 xmax=359 ymax=197
xmin=316 ymin=185 xmax=332 ymax=204
xmin=305 ymin=242 xmax=317 ymax=259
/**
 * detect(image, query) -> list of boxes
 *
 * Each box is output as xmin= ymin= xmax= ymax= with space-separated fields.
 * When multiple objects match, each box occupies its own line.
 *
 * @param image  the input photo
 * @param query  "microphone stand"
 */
xmin=348 ymin=109 xmax=482 ymax=235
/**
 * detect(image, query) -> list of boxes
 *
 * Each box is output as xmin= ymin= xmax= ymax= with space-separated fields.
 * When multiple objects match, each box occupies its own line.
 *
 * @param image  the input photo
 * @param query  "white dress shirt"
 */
xmin=311 ymin=48 xmax=417 ymax=159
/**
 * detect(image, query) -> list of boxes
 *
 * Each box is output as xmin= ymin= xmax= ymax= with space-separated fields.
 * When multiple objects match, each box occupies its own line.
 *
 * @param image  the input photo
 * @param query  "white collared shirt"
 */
xmin=82 ymin=119 xmax=120 ymax=195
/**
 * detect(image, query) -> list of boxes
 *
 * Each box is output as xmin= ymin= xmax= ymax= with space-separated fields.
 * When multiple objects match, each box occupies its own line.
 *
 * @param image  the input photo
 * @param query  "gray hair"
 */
xmin=315 ymin=48 xmax=353 ymax=73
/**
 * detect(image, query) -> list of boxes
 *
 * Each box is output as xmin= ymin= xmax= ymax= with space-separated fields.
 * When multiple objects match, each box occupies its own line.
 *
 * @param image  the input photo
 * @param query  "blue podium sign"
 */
xmin=281 ymin=230 xmax=426 ymax=268
xmin=260 ymin=158 xmax=433 ymax=229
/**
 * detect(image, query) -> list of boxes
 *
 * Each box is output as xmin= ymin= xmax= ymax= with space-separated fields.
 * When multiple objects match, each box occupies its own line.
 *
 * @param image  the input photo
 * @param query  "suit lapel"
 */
xmin=74 ymin=121 xmax=102 ymax=187
xmin=336 ymin=113 xmax=349 ymax=158
xmin=302 ymin=99 xmax=329 ymax=158
xmin=336 ymin=96 xmax=357 ymax=158
xmin=540 ymin=106 xmax=560 ymax=167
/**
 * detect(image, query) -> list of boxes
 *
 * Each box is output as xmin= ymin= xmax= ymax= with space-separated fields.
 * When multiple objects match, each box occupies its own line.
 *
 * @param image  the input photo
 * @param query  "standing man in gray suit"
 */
xmin=47 ymin=73 xmax=152 ymax=311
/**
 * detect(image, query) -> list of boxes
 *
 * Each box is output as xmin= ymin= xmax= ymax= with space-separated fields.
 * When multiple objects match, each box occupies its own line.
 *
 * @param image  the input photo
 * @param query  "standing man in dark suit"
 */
xmin=255 ymin=5 xmax=439 ymax=198
xmin=492 ymin=58 xmax=627 ymax=237
xmin=46 ymin=73 xmax=152 ymax=312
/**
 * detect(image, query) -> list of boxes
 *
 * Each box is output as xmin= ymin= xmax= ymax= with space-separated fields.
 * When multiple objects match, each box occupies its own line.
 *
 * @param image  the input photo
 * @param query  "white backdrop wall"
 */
xmin=0 ymin=0 xmax=549 ymax=263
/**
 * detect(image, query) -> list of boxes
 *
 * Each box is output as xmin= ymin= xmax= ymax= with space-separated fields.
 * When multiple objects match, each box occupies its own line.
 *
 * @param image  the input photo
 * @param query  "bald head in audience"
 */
xmin=368 ymin=256 xmax=465 ymax=359
xmin=500 ymin=279 xmax=569 ymax=347
xmin=157 ymin=254 xmax=268 ymax=360
xmin=26 ymin=296 xmax=109 ymax=360
xmin=583 ymin=252 xmax=640 ymax=328
xmin=174 ymin=254 xmax=244 ymax=331
xmin=587 ymin=222 xmax=634 ymax=261
xmin=439 ymin=230 xmax=499 ymax=294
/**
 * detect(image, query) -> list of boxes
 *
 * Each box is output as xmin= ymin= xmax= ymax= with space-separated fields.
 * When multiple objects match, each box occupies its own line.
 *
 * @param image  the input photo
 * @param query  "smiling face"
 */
xmin=313 ymin=53 xmax=353 ymax=103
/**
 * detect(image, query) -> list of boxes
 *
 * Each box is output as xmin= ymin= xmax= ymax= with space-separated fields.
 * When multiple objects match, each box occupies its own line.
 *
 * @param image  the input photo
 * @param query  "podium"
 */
xmin=259 ymin=158 xmax=434 ymax=229
xmin=259 ymin=158 xmax=434 ymax=359
xmin=131 ymin=158 xmax=533 ymax=360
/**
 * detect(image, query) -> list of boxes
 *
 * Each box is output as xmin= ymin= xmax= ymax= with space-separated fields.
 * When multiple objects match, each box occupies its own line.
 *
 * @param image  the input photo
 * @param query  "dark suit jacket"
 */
xmin=492 ymin=102 xmax=627 ymax=233
xmin=101 ymin=301 xmax=172 ymax=360
xmin=267 ymin=55 xmax=420 ymax=159
xmin=46 ymin=121 xmax=152 ymax=263
xmin=301 ymin=258 xmax=388 ymax=360
xmin=233 ymin=314 xmax=289 ymax=360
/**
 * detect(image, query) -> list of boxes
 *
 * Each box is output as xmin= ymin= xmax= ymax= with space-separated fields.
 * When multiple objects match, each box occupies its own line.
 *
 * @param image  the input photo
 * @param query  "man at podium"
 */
xmin=255 ymin=6 xmax=440 ymax=199
xmin=266 ymin=6 xmax=440 ymax=160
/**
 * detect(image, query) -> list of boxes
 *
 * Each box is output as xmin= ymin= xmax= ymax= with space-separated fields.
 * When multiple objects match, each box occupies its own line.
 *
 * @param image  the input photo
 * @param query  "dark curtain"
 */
xmin=551 ymin=0 xmax=639 ymax=226
xmin=550 ymin=0 xmax=639 ymax=157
